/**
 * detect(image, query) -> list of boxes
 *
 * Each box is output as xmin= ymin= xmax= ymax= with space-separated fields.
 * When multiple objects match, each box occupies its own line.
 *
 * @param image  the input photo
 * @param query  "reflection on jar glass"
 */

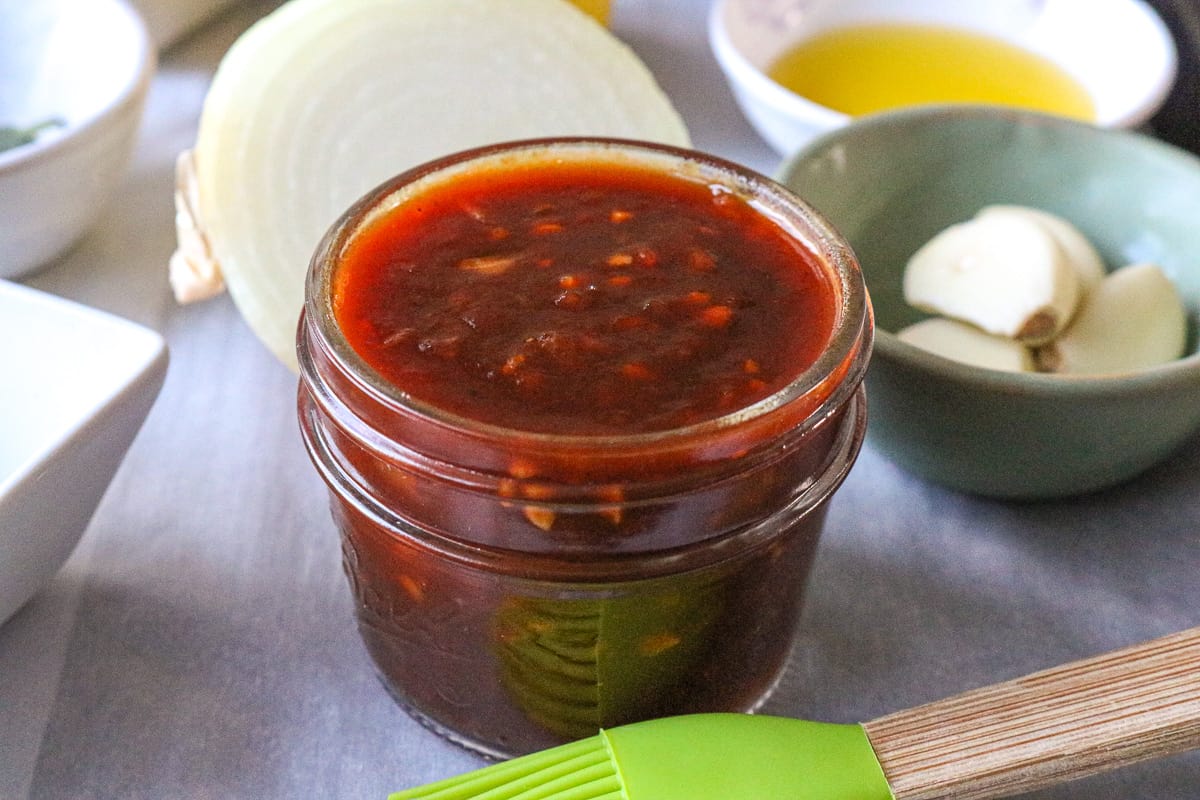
xmin=297 ymin=137 xmax=872 ymax=758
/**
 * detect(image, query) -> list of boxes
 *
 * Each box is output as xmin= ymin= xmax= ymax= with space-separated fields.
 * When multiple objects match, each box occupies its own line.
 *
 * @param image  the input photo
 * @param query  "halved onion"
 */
xmin=173 ymin=0 xmax=689 ymax=370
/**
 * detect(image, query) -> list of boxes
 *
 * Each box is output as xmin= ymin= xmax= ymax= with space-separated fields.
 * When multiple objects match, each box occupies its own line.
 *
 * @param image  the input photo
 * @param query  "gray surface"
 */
xmin=2 ymin=1 xmax=1197 ymax=797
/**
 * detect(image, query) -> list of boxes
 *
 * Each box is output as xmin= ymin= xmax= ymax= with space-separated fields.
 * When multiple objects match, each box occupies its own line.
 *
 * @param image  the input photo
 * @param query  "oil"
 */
xmin=567 ymin=0 xmax=610 ymax=25
xmin=767 ymin=23 xmax=1095 ymax=121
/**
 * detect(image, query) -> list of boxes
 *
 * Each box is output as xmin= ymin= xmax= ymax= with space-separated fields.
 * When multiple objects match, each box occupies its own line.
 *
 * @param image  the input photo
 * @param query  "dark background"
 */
xmin=1149 ymin=0 xmax=1200 ymax=152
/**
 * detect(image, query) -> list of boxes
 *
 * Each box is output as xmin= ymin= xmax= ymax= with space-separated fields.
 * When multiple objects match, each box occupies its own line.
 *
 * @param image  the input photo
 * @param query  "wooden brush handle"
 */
xmin=862 ymin=626 xmax=1200 ymax=800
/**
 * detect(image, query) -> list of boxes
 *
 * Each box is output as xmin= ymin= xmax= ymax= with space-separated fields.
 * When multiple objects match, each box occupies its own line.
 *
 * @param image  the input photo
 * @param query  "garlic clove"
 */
xmin=1035 ymin=263 xmax=1187 ymax=374
xmin=897 ymin=317 xmax=1034 ymax=372
xmin=976 ymin=205 xmax=1105 ymax=294
xmin=974 ymin=205 xmax=1104 ymax=296
xmin=903 ymin=213 xmax=1079 ymax=345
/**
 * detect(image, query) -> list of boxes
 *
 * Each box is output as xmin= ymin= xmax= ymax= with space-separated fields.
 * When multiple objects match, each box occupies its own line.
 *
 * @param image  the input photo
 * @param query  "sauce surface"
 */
xmin=768 ymin=23 xmax=1095 ymax=121
xmin=333 ymin=158 xmax=835 ymax=434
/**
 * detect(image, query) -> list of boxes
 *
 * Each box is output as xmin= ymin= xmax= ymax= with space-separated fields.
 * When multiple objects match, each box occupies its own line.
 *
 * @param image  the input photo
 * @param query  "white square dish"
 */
xmin=0 ymin=280 xmax=168 ymax=625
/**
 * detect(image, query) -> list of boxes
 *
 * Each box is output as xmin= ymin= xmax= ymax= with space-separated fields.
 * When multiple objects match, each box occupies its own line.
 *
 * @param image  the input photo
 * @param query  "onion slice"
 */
xmin=173 ymin=0 xmax=690 ymax=370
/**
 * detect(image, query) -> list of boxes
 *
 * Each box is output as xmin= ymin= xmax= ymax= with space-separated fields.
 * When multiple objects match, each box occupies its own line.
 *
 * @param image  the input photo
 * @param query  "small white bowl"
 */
xmin=709 ymin=0 xmax=1178 ymax=155
xmin=0 ymin=0 xmax=156 ymax=279
xmin=0 ymin=281 xmax=168 ymax=626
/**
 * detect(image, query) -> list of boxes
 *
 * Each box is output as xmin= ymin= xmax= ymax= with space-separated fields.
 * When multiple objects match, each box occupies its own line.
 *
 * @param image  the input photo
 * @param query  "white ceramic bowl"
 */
xmin=0 ymin=281 xmax=168 ymax=625
xmin=709 ymin=0 xmax=1178 ymax=156
xmin=0 ymin=0 xmax=156 ymax=279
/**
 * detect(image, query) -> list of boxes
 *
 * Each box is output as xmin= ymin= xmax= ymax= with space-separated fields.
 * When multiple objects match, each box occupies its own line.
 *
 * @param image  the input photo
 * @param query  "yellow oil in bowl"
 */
xmin=767 ymin=23 xmax=1095 ymax=121
xmin=568 ymin=0 xmax=610 ymax=25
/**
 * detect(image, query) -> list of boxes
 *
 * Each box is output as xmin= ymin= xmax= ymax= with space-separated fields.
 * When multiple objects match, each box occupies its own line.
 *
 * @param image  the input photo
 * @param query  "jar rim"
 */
xmin=303 ymin=136 xmax=871 ymax=451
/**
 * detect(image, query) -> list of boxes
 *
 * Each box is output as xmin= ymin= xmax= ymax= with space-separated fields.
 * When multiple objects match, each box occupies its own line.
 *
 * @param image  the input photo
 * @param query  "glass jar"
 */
xmin=297 ymin=138 xmax=872 ymax=758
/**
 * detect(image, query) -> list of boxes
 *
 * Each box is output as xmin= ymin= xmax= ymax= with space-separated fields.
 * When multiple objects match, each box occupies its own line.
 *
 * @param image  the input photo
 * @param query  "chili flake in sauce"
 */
xmin=332 ymin=158 xmax=835 ymax=434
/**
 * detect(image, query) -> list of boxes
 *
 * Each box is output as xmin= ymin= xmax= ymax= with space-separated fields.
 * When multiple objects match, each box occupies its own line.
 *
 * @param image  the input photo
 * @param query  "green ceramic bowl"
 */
xmin=778 ymin=106 xmax=1200 ymax=498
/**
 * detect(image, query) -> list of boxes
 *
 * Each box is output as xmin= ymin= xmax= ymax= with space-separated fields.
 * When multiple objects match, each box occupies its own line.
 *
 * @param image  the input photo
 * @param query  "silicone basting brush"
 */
xmin=391 ymin=626 xmax=1200 ymax=800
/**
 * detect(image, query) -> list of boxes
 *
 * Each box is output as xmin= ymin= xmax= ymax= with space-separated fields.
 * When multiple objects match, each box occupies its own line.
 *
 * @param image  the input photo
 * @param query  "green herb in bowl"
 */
xmin=0 ymin=118 xmax=64 ymax=154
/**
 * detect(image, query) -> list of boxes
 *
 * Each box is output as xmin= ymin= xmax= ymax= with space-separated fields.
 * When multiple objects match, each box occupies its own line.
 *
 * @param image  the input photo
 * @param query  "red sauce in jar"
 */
xmin=331 ymin=159 xmax=835 ymax=434
xmin=299 ymin=140 xmax=871 ymax=758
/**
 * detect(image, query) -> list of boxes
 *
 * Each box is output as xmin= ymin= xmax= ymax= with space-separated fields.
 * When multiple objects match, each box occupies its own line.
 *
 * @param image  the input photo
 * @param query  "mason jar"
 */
xmin=297 ymin=137 xmax=872 ymax=758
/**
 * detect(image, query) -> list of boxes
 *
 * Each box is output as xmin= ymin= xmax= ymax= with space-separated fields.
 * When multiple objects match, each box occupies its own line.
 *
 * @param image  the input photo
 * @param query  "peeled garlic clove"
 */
xmin=897 ymin=317 xmax=1034 ymax=372
xmin=976 ymin=205 xmax=1105 ymax=294
xmin=1036 ymin=263 xmax=1187 ymax=374
xmin=904 ymin=213 xmax=1079 ymax=345
xmin=185 ymin=0 xmax=689 ymax=371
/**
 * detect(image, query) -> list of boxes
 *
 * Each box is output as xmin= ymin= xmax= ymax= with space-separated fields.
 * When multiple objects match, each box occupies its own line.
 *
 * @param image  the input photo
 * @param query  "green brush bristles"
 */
xmin=389 ymin=735 xmax=625 ymax=800
xmin=391 ymin=714 xmax=893 ymax=800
